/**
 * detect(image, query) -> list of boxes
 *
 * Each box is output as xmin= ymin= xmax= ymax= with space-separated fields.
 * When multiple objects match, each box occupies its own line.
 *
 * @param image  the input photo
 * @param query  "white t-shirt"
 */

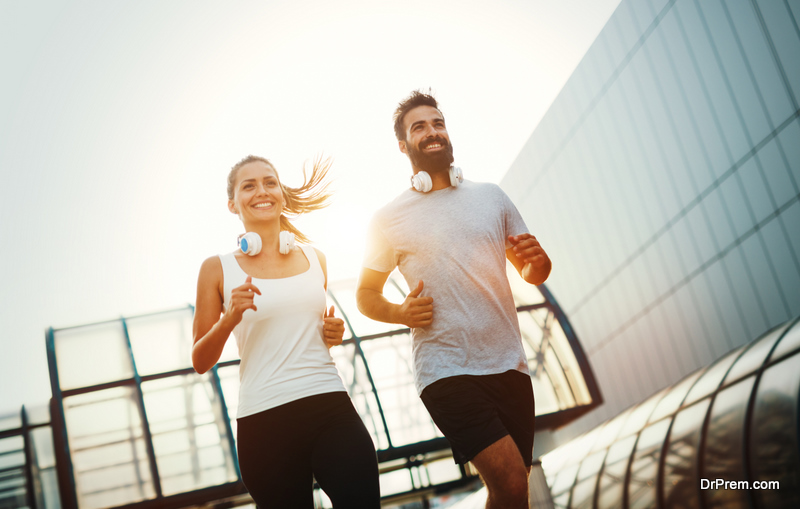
xmin=363 ymin=180 xmax=530 ymax=394
xmin=219 ymin=246 xmax=345 ymax=418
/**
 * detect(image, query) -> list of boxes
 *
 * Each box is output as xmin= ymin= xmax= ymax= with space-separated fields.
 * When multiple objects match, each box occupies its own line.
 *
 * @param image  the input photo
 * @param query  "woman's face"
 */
xmin=228 ymin=160 xmax=284 ymax=223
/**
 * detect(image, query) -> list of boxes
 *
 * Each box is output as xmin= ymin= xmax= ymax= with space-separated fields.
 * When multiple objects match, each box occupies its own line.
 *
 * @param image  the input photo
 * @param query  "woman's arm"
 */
xmin=313 ymin=247 xmax=345 ymax=347
xmin=191 ymin=256 xmax=260 ymax=373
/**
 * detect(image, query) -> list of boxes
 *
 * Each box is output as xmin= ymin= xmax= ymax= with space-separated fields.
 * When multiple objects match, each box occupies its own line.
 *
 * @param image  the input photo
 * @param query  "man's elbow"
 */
xmin=355 ymin=288 xmax=371 ymax=316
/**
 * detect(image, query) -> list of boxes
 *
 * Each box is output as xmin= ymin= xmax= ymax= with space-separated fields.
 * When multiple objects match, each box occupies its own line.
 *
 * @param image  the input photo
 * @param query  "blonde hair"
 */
xmin=227 ymin=155 xmax=333 ymax=244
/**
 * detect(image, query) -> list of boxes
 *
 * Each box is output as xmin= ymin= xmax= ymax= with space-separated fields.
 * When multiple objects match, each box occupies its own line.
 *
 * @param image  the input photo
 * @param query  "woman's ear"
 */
xmin=228 ymin=200 xmax=238 ymax=215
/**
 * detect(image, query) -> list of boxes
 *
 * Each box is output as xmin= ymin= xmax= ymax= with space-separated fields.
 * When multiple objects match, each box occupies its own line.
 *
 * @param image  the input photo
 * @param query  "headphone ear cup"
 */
xmin=240 ymin=232 xmax=262 ymax=256
xmin=279 ymin=230 xmax=295 ymax=255
xmin=411 ymin=171 xmax=433 ymax=192
xmin=449 ymin=166 xmax=463 ymax=187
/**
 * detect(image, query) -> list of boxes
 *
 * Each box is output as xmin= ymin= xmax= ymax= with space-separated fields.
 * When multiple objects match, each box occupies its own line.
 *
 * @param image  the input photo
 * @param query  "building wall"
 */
xmin=501 ymin=0 xmax=800 ymax=444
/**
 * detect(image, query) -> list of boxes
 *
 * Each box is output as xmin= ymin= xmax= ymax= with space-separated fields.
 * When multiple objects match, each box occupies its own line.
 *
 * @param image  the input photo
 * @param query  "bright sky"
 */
xmin=0 ymin=0 xmax=620 ymax=412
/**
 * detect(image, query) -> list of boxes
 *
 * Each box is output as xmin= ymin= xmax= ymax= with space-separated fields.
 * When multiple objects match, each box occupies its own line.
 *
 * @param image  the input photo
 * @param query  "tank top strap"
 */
xmin=300 ymin=245 xmax=325 ymax=284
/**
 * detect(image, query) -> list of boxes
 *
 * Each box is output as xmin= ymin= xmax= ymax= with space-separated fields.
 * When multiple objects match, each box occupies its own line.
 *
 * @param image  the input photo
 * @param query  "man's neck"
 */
xmin=412 ymin=165 xmax=452 ymax=192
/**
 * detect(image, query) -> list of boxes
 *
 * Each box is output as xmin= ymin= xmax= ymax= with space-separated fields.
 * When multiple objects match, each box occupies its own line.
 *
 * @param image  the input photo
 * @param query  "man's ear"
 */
xmin=398 ymin=140 xmax=407 ymax=155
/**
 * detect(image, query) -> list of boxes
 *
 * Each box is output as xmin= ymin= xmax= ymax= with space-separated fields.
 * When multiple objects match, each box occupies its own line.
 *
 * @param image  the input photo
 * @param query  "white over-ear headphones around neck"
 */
xmin=239 ymin=231 xmax=295 ymax=256
xmin=410 ymin=166 xmax=463 ymax=193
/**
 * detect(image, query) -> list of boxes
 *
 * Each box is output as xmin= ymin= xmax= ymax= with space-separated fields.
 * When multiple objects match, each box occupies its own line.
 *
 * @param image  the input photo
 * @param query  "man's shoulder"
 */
xmin=459 ymin=180 xmax=510 ymax=204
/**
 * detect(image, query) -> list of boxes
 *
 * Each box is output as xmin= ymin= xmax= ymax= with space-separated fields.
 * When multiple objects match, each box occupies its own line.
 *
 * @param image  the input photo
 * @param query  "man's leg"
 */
xmin=470 ymin=435 xmax=530 ymax=509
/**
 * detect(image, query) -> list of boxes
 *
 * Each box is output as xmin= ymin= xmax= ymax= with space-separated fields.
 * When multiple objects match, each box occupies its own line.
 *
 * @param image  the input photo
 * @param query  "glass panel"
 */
xmin=570 ymin=474 xmax=599 ymax=509
xmin=127 ymin=308 xmax=195 ymax=376
xmin=0 ymin=435 xmax=26 ymax=508
xmin=702 ymin=376 xmax=755 ymax=508
xmin=506 ymin=263 xmax=547 ymax=306
xmin=648 ymin=371 xmax=703 ymax=424
xmin=550 ymin=463 xmax=580 ymax=498
xmin=0 ymin=412 xmax=21 ymax=432
xmin=216 ymin=365 xmax=240 ymax=425
xmin=628 ymin=419 xmax=671 ymax=509
xmin=662 ymin=398 xmax=711 ymax=508
xmin=25 ymin=404 xmax=50 ymax=427
xmin=597 ymin=435 xmax=637 ymax=509
xmin=683 ymin=347 xmax=743 ymax=406
xmin=31 ymin=425 xmax=61 ymax=509
xmin=54 ymin=321 xmax=134 ymax=390
xmin=620 ymin=388 xmax=669 ymax=439
xmin=328 ymin=277 xmax=408 ymax=339
xmin=750 ymin=353 xmax=800 ymax=507
xmin=723 ymin=321 xmax=790 ymax=384
xmin=358 ymin=335 xmax=440 ymax=448
xmin=768 ymin=319 xmax=800 ymax=362
xmin=141 ymin=374 xmax=237 ymax=496
xmin=570 ymin=449 xmax=607 ymax=508
xmin=63 ymin=386 xmax=155 ymax=509
xmin=592 ymin=407 xmax=634 ymax=452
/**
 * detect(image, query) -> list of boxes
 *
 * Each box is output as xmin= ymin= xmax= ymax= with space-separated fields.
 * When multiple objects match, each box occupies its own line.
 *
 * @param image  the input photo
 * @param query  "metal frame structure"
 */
xmin=542 ymin=315 xmax=800 ymax=509
xmin=42 ymin=276 xmax=601 ymax=509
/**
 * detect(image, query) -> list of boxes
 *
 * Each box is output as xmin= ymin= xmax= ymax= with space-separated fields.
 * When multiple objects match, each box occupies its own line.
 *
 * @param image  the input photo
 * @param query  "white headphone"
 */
xmin=239 ymin=231 xmax=295 ymax=256
xmin=410 ymin=166 xmax=463 ymax=193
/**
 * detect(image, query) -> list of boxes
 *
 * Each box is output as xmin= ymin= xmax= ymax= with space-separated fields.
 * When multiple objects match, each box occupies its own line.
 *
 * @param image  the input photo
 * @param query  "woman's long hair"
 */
xmin=227 ymin=155 xmax=333 ymax=244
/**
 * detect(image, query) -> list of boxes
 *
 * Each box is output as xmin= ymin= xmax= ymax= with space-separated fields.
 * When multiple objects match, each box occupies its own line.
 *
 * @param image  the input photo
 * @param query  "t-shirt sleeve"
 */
xmin=501 ymin=187 xmax=529 ymax=249
xmin=362 ymin=214 xmax=399 ymax=273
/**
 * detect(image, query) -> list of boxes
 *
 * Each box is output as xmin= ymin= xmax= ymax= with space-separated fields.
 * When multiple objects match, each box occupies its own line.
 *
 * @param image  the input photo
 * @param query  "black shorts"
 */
xmin=420 ymin=370 xmax=535 ymax=466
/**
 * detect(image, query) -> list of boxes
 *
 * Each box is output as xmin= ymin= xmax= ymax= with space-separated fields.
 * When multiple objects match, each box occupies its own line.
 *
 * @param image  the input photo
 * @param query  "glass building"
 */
xmin=540 ymin=316 xmax=799 ymax=508
xmin=501 ymin=0 xmax=800 ymax=445
xmin=40 ymin=273 xmax=600 ymax=509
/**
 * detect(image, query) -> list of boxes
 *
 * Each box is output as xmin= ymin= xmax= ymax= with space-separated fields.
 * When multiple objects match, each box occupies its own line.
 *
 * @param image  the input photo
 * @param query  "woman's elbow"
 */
xmin=191 ymin=344 xmax=210 ymax=374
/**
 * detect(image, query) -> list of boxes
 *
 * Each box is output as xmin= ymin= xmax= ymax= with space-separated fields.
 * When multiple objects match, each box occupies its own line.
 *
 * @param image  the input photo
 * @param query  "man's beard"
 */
xmin=406 ymin=136 xmax=455 ymax=174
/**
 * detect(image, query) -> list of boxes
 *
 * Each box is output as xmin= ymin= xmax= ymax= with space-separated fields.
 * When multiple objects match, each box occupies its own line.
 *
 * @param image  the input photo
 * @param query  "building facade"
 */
xmin=501 ymin=0 xmax=800 ymax=445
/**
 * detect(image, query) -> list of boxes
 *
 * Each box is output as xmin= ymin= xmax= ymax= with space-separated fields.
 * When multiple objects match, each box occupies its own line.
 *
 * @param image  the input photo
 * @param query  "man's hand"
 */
xmin=322 ymin=305 xmax=345 ymax=348
xmin=508 ymin=234 xmax=551 ymax=285
xmin=397 ymin=280 xmax=433 ymax=328
xmin=509 ymin=234 xmax=547 ymax=268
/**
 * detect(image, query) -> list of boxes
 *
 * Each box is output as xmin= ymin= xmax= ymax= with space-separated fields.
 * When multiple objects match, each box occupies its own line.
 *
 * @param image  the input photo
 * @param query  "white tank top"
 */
xmin=219 ymin=246 xmax=346 ymax=418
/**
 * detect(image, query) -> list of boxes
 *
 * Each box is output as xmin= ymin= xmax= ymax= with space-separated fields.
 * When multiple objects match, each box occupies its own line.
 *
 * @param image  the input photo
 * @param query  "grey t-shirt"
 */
xmin=363 ymin=180 xmax=530 ymax=394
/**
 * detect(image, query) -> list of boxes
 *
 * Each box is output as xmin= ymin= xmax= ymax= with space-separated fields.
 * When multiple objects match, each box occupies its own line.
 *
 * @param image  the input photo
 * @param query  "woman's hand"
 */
xmin=223 ymin=276 xmax=261 ymax=326
xmin=322 ymin=305 xmax=345 ymax=347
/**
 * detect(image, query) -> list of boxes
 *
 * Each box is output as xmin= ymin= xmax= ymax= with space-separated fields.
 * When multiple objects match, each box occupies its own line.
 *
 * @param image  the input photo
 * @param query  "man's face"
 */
xmin=400 ymin=105 xmax=454 ymax=173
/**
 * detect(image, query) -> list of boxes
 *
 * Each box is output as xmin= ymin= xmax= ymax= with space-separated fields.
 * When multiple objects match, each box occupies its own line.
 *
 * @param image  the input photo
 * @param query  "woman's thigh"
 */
xmin=310 ymin=393 xmax=381 ymax=508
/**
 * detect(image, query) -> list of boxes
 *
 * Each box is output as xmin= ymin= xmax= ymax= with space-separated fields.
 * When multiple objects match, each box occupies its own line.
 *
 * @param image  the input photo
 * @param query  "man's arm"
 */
xmin=356 ymin=268 xmax=434 ymax=328
xmin=507 ymin=233 xmax=552 ymax=285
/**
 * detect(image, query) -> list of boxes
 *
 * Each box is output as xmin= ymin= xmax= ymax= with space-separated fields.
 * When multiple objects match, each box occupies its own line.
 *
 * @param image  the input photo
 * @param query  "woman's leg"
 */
xmin=237 ymin=405 xmax=315 ymax=508
xmin=310 ymin=393 xmax=381 ymax=508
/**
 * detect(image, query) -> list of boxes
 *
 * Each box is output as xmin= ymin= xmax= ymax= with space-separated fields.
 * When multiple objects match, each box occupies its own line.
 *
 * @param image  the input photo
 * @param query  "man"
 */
xmin=356 ymin=90 xmax=551 ymax=509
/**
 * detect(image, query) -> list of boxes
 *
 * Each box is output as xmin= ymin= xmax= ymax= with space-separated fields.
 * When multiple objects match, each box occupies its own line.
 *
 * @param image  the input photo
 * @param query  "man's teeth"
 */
xmin=426 ymin=143 xmax=441 ymax=149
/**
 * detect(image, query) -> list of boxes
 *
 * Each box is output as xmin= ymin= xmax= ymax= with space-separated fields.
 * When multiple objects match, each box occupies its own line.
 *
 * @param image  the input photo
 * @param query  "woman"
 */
xmin=192 ymin=155 xmax=380 ymax=508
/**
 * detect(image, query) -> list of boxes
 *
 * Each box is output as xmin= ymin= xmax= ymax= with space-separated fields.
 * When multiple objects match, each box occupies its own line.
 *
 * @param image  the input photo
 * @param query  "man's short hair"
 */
xmin=393 ymin=90 xmax=442 ymax=141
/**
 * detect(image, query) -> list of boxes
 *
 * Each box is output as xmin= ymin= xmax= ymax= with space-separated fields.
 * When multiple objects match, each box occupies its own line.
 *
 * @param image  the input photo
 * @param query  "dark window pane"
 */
xmin=750 ymin=353 xmax=800 ymax=506
xmin=702 ymin=376 xmax=755 ymax=508
xmin=769 ymin=318 xmax=800 ymax=362
xmin=597 ymin=435 xmax=637 ymax=509
xmin=648 ymin=371 xmax=703 ymax=424
xmin=662 ymin=399 xmax=712 ymax=508
xmin=628 ymin=419 xmax=672 ymax=509
xmin=683 ymin=347 xmax=744 ymax=407
xmin=724 ymin=321 xmax=791 ymax=384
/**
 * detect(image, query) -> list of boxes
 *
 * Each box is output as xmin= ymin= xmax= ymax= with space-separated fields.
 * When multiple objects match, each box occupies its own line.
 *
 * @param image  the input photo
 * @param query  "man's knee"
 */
xmin=486 ymin=469 xmax=529 ymax=509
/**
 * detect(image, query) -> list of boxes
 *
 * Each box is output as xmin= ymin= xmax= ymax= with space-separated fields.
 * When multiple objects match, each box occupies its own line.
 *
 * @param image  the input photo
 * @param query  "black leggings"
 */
xmin=237 ymin=392 xmax=380 ymax=508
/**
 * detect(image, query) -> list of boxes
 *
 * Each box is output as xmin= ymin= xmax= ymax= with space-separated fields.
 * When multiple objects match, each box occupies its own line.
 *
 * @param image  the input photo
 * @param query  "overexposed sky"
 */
xmin=0 ymin=0 xmax=619 ymax=411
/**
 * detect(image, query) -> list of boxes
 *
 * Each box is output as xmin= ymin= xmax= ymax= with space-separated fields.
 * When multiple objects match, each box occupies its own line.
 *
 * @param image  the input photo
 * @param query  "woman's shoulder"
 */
xmin=198 ymin=254 xmax=225 ymax=278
